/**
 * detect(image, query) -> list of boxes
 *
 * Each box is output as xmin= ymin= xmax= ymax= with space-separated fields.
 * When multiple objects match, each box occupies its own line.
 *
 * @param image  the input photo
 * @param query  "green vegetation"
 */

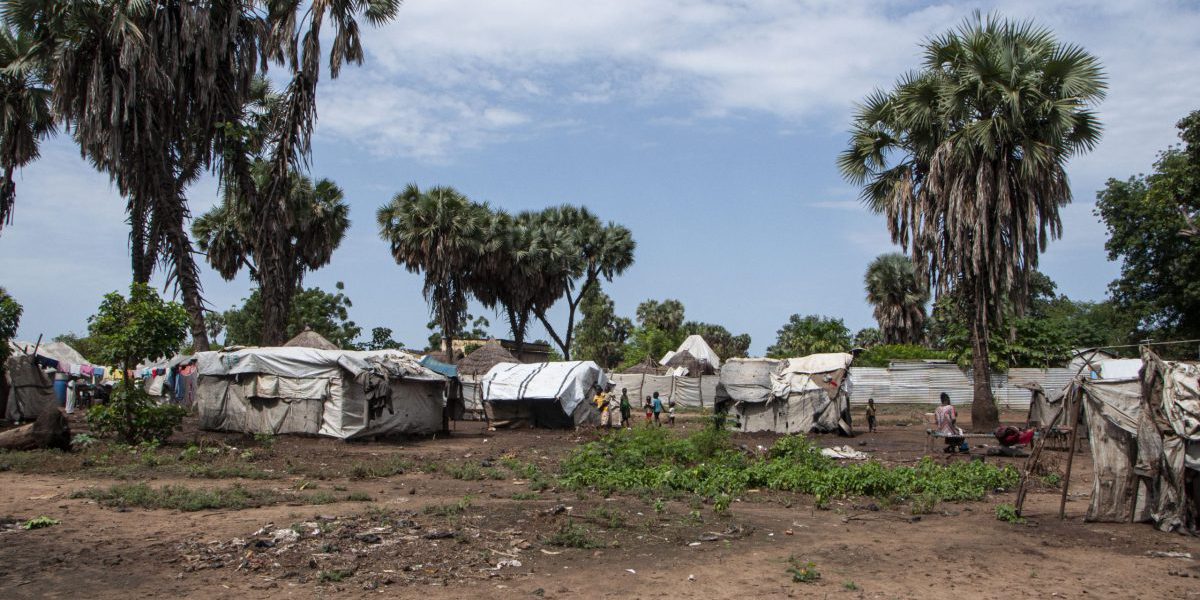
xmin=423 ymin=495 xmax=473 ymax=517
xmin=995 ymin=503 xmax=1026 ymax=524
xmin=843 ymin=581 xmax=859 ymax=591
xmin=854 ymin=344 xmax=955 ymax=368
xmin=71 ymin=483 xmax=333 ymax=511
xmin=84 ymin=284 xmax=189 ymax=444
xmin=767 ymin=315 xmax=852 ymax=358
xmin=349 ymin=455 xmax=411 ymax=480
xmin=0 ymin=287 xmax=23 ymax=365
xmin=560 ymin=428 xmax=1017 ymax=508
xmin=865 ymin=253 xmax=928 ymax=345
xmin=547 ymin=522 xmax=603 ymax=549
xmin=220 ymin=284 xmax=360 ymax=349
xmin=318 ymin=569 xmax=354 ymax=583
xmin=787 ymin=558 xmax=820 ymax=583
xmin=346 ymin=491 xmax=372 ymax=502
xmin=22 ymin=516 xmax=59 ymax=530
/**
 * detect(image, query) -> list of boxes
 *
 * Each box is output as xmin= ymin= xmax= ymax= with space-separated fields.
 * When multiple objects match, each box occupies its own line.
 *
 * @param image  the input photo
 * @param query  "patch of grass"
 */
xmin=423 ymin=495 xmax=473 ymax=517
xmin=72 ymin=483 xmax=294 ymax=511
xmin=843 ymin=580 xmax=858 ymax=591
xmin=252 ymin=433 xmax=275 ymax=448
xmin=908 ymin=491 xmax=938 ymax=515
xmin=1040 ymin=473 xmax=1062 ymax=487
xmin=510 ymin=491 xmax=540 ymax=501
xmin=187 ymin=464 xmax=277 ymax=480
xmin=349 ymin=455 xmax=411 ymax=480
xmin=559 ymin=428 xmax=1018 ymax=507
xmin=547 ymin=522 xmax=602 ymax=549
xmin=306 ymin=491 xmax=337 ymax=505
xmin=346 ymin=491 xmax=372 ymax=502
xmin=995 ymin=503 xmax=1026 ymax=524
xmin=435 ymin=462 xmax=505 ymax=481
xmin=585 ymin=507 xmax=624 ymax=529
xmin=787 ymin=557 xmax=820 ymax=583
xmin=22 ymin=516 xmax=60 ymax=529
xmin=318 ymin=568 xmax=354 ymax=583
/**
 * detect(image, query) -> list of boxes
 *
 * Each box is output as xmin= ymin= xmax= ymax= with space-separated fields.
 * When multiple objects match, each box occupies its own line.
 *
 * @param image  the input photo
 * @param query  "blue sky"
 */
xmin=2 ymin=0 xmax=1198 ymax=355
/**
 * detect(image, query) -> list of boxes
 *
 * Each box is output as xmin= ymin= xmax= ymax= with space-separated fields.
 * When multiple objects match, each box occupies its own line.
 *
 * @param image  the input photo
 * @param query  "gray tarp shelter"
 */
xmin=718 ymin=354 xmax=854 ymax=435
xmin=4 ymin=355 xmax=57 ymax=422
xmin=481 ymin=361 xmax=605 ymax=428
xmin=1078 ymin=351 xmax=1200 ymax=533
xmin=195 ymin=347 xmax=447 ymax=439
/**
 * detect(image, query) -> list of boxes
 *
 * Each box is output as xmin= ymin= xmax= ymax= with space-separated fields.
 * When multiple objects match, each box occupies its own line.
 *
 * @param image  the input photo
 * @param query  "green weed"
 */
xmin=423 ymin=495 xmax=473 ymax=517
xmin=787 ymin=557 xmax=820 ymax=583
xmin=73 ymin=483 xmax=293 ymax=511
xmin=318 ymin=568 xmax=354 ymax=583
xmin=995 ymin=503 xmax=1026 ymax=524
xmin=22 ymin=516 xmax=60 ymax=529
xmin=547 ymin=522 xmax=602 ymax=549
xmin=346 ymin=491 xmax=372 ymax=502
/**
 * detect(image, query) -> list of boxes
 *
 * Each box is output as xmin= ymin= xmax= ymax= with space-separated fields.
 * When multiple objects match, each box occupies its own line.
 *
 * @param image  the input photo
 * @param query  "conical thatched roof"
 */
xmin=663 ymin=349 xmax=715 ymax=376
xmin=456 ymin=340 xmax=518 ymax=376
xmin=621 ymin=356 xmax=665 ymax=375
xmin=284 ymin=328 xmax=339 ymax=350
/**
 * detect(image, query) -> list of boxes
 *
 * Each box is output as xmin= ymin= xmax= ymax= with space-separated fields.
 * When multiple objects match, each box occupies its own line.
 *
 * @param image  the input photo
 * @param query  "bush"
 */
xmin=995 ymin=503 xmax=1026 ymax=524
xmin=87 ymin=386 xmax=186 ymax=445
xmin=854 ymin=344 xmax=956 ymax=368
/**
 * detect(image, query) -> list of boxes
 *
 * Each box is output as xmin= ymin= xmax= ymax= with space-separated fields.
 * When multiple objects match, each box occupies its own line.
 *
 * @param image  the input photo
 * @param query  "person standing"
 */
xmin=619 ymin=388 xmax=632 ymax=429
xmin=652 ymin=392 xmax=664 ymax=427
xmin=866 ymin=398 xmax=878 ymax=433
xmin=644 ymin=395 xmax=653 ymax=424
xmin=667 ymin=398 xmax=676 ymax=427
xmin=607 ymin=392 xmax=622 ymax=428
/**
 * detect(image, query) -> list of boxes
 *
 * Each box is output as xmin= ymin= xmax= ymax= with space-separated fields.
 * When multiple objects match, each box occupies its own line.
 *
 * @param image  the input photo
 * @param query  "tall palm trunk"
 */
xmin=160 ymin=191 xmax=210 ymax=352
xmin=967 ymin=278 xmax=998 ymax=432
xmin=255 ymin=215 xmax=292 ymax=347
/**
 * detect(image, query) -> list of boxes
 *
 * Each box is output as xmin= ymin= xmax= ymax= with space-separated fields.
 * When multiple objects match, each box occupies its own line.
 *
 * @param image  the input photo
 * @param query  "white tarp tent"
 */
xmin=660 ymin=335 xmax=721 ymax=370
xmin=195 ymin=347 xmax=447 ymax=439
xmin=726 ymin=353 xmax=854 ymax=435
xmin=481 ymin=361 xmax=606 ymax=428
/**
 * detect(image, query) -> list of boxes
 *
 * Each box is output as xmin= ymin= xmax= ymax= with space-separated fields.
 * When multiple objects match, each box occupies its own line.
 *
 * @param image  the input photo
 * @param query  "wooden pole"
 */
xmin=1059 ymin=387 xmax=1083 ymax=519
xmin=1014 ymin=407 xmax=1063 ymax=515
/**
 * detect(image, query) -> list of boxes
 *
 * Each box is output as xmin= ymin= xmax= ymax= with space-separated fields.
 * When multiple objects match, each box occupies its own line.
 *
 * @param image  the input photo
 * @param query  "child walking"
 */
xmin=866 ymin=398 xmax=877 ymax=433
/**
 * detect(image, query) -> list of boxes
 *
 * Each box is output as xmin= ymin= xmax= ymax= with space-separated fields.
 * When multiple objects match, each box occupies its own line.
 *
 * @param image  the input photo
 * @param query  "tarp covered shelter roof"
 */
xmin=284 ymin=329 xmax=339 ymax=350
xmin=481 ymin=361 xmax=606 ymax=421
xmin=621 ymin=356 xmax=666 ymax=375
xmin=198 ymin=347 xmax=443 ymax=382
xmin=663 ymin=349 xmax=715 ymax=376
xmin=672 ymin=334 xmax=721 ymax=369
xmin=9 ymin=340 xmax=89 ymax=366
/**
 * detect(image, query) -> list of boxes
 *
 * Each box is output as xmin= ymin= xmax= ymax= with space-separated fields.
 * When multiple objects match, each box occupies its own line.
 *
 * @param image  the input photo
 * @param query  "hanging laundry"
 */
xmin=58 ymin=361 xmax=73 ymax=375
xmin=93 ymin=367 xmax=106 ymax=380
xmin=80 ymin=364 xmax=95 ymax=377
xmin=69 ymin=363 xmax=83 ymax=376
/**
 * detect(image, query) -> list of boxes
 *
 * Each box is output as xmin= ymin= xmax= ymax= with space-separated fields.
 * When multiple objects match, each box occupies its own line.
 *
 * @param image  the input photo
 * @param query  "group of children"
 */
xmin=594 ymin=386 xmax=675 ymax=428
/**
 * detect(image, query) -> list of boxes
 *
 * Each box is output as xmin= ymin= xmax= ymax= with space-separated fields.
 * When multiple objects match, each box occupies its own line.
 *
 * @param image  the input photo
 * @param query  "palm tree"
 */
xmin=3 ymin=1 xmax=400 ymax=350
xmin=193 ymin=163 xmax=350 ymax=345
xmin=864 ymin=253 xmax=928 ymax=345
xmin=377 ymin=185 xmax=487 ymax=365
xmin=527 ymin=206 xmax=636 ymax=360
xmin=0 ymin=25 xmax=53 ymax=230
xmin=839 ymin=13 xmax=1104 ymax=431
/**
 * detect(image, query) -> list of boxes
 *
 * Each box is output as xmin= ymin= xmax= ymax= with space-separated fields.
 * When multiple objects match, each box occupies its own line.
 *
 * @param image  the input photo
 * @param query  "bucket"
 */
xmin=53 ymin=373 xmax=69 ymax=406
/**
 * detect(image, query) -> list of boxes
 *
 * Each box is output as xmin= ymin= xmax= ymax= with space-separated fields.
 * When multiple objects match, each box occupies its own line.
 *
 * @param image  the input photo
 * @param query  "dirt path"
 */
xmin=1 ymin=414 xmax=1198 ymax=599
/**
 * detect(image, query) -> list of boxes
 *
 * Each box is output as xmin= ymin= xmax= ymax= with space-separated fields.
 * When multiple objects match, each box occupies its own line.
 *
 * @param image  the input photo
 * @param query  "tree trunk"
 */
xmin=968 ymin=285 xmax=999 ymax=433
xmin=129 ymin=196 xmax=156 ymax=284
xmin=534 ymin=310 xmax=568 ymax=360
xmin=161 ymin=194 xmax=210 ymax=351
xmin=254 ymin=193 xmax=292 ymax=347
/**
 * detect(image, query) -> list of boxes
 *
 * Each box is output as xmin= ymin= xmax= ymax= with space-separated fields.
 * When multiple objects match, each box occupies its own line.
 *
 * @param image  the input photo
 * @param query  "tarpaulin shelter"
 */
xmin=1071 ymin=350 xmax=1200 ymax=533
xmin=721 ymin=354 xmax=853 ymax=435
xmin=480 ymin=361 xmax=605 ymax=428
xmin=661 ymin=335 xmax=721 ymax=372
xmin=715 ymin=358 xmax=781 ymax=410
xmin=3 ymin=355 xmax=56 ymax=421
xmin=662 ymin=349 xmax=715 ymax=377
xmin=195 ymin=347 xmax=447 ymax=439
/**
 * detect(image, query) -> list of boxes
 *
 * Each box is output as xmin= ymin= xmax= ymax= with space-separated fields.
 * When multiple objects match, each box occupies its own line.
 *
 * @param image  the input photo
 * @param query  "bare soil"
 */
xmin=1 ymin=409 xmax=1198 ymax=599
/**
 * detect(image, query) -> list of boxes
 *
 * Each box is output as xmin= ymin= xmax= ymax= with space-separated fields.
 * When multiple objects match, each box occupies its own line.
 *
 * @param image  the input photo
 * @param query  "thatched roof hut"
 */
xmin=457 ymin=340 xmax=519 ymax=377
xmin=621 ymin=356 xmax=666 ymax=375
xmin=663 ymin=349 xmax=715 ymax=376
xmin=284 ymin=328 xmax=339 ymax=350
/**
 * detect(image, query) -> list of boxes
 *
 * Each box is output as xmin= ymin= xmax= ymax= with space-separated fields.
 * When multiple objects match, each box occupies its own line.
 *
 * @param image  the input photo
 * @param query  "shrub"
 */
xmin=995 ymin=503 xmax=1026 ymax=524
xmin=22 ymin=516 xmax=60 ymax=530
xmin=547 ymin=522 xmax=602 ymax=549
xmin=87 ymin=386 xmax=187 ymax=445
xmin=787 ymin=558 xmax=820 ymax=583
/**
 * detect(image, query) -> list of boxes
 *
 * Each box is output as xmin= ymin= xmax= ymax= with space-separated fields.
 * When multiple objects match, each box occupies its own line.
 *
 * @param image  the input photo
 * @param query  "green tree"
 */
xmin=852 ymin=327 xmax=882 ymax=348
xmin=223 ymin=283 xmax=360 ymax=349
xmin=0 ymin=287 xmax=21 ymax=363
xmin=572 ymin=286 xmax=633 ymax=368
xmin=377 ymin=185 xmax=488 ymax=365
xmin=766 ymin=315 xmax=852 ymax=358
xmin=527 ymin=206 xmax=636 ymax=360
xmin=50 ymin=332 xmax=101 ymax=364
xmin=683 ymin=321 xmax=752 ymax=360
xmin=1096 ymin=111 xmax=1200 ymax=345
xmin=839 ymin=14 xmax=1105 ymax=430
xmin=5 ymin=1 xmax=400 ymax=350
xmin=636 ymin=299 xmax=685 ymax=334
xmin=425 ymin=314 xmax=491 ymax=353
xmin=864 ymin=253 xmax=928 ymax=345
xmin=0 ymin=25 xmax=54 ymax=228
xmin=85 ymin=283 xmax=188 ymax=444
xmin=364 ymin=327 xmax=403 ymax=351
xmin=194 ymin=157 xmax=351 ymax=346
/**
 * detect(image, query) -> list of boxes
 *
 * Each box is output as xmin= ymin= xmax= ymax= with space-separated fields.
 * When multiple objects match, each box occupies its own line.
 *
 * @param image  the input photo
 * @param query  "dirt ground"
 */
xmin=1 ymin=408 xmax=1198 ymax=599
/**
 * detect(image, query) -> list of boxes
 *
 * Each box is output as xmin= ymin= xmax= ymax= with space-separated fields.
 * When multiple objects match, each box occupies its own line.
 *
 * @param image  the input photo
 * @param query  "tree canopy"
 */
xmin=571 ymin=286 xmax=633 ymax=369
xmin=864 ymin=253 xmax=928 ymax=345
xmin=222 ymin=283 xmax=360 ymax=350
xmin=766 ymin=315 xmax=852 ymax=358
xmin=1096 ymin=110 xmax=1200 ymax=346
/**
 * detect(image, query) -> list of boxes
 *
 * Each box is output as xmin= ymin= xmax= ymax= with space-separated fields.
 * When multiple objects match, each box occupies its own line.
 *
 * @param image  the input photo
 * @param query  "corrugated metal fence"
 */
xmin=850 ymin=363 xmax=1076 ymax=409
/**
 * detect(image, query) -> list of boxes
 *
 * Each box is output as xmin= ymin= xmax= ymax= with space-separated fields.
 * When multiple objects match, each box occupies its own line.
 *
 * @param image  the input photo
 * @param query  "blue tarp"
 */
xmin=420 ymin=355 xmax=458 ymax=379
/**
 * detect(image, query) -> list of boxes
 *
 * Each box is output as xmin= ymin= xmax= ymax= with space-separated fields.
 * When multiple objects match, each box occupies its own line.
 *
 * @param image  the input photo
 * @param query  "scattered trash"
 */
xmin=493 ymin=559 xmax=522 ymax=570
xmin=688 ymin=542 xmax=701 ymax=547
xmin=272 ymin=529 xmax=299 ymax=545
xmin=820 ymin=446 xmax=869 ymax=460
xmin=540 ymin=549 xmax=562 ymax=555
xmin=1146 ymin=551 xmax=1193 ymax=559
xmin=688 ymin=574 xmax=696 ymax=581
xmin=625 ymin=569 xmax=636 ymax=574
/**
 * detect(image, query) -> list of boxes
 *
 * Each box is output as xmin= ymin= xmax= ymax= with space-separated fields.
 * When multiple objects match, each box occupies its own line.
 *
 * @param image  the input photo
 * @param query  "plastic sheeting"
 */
xmin=608 ymin=374 xmax=720 ymax=408
xmin=665 ymin=335 xmax=721 ymax=369
xmin=716 ymin=359 xmax=781 ymax=405
xmin=1080 ymin=378 xmax=1145 ymax=523
xmin=4 ymin=355 xmax=56 ymax=421
xmin=481 ymin=361 xmax=606 ymax=427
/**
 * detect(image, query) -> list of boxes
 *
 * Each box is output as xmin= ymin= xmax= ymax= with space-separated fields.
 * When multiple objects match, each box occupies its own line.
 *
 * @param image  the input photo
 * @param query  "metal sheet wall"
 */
xmin=847 ymin=363 xmax=1075 ymax=409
